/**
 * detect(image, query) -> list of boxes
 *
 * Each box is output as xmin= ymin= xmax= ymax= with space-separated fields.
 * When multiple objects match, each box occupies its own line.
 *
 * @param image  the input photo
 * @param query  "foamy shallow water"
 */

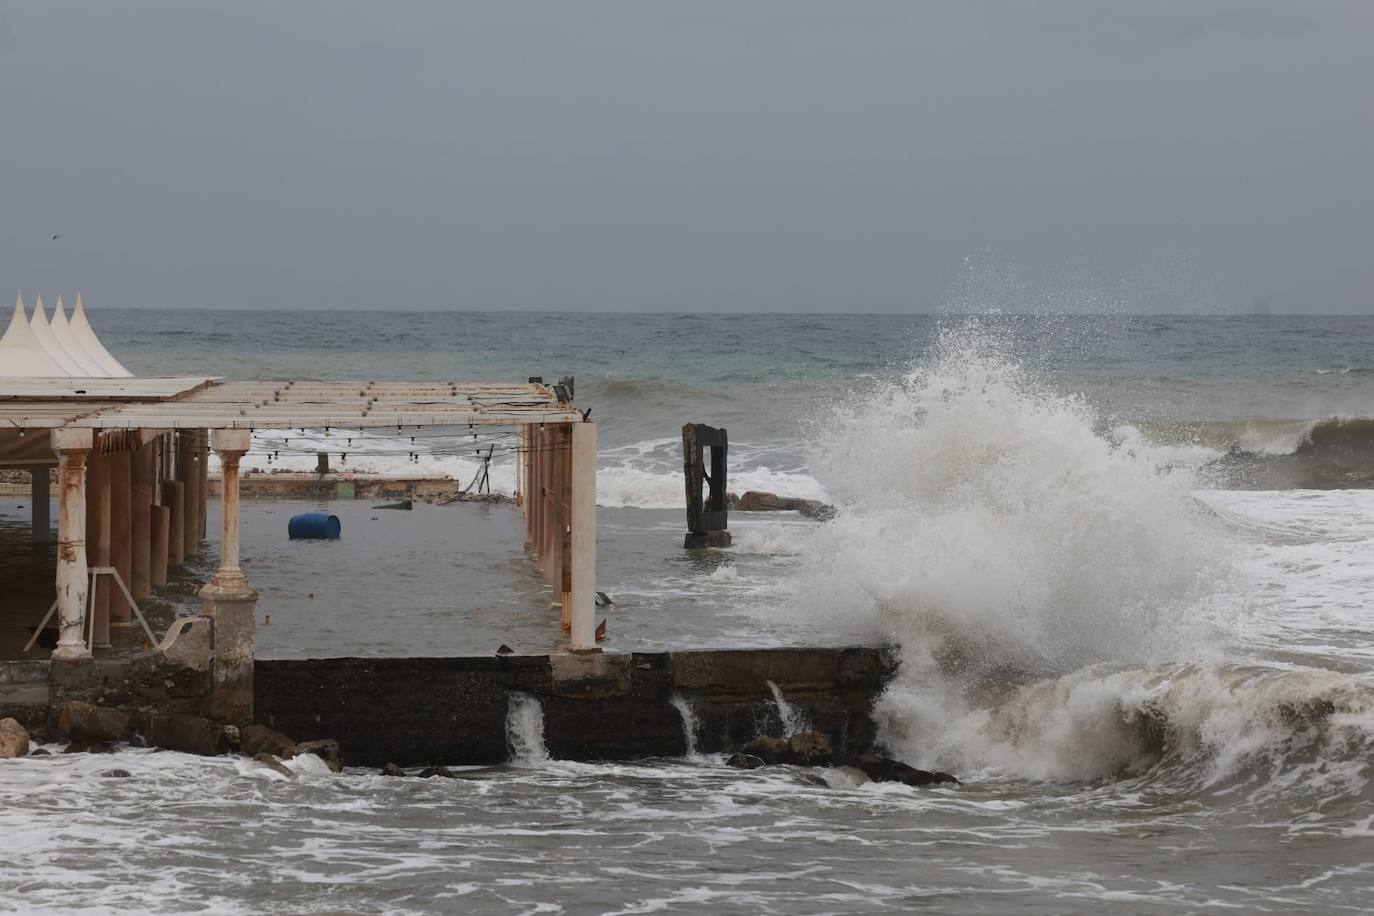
xmin=4 ymin=747 xmax=1372 ymax=914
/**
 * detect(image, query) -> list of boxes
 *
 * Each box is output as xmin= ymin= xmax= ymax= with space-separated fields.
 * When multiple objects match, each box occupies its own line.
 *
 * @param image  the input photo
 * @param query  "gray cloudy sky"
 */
xmin=1 ymin=1 xmax=1371 ymax=312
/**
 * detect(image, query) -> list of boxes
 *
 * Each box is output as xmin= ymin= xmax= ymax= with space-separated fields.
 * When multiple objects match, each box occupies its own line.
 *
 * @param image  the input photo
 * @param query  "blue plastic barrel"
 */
xmin=288 ymin=512 xmax=341 ymax=540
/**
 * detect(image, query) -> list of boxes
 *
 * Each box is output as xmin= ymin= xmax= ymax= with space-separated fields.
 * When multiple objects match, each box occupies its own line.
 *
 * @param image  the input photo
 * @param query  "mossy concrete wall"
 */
xmin=255 ymin=647 xmax=895 ymax=767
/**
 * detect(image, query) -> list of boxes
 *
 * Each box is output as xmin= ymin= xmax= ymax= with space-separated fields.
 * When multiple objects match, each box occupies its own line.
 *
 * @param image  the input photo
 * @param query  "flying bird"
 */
xmin=51 ymin=234 xmax=59 ymax=240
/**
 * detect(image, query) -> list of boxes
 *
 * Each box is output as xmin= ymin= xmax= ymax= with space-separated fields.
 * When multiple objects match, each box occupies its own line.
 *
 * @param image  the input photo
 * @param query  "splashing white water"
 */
xmin=669 ymin=694 xmax=701 ymax=757
xmin=506 ymin=693 xmax=549 ymax=765
xmin=784 ymin=320 xmax=1250 ymax=781
xmin=767 ymin=681 xmax=810 ymax=738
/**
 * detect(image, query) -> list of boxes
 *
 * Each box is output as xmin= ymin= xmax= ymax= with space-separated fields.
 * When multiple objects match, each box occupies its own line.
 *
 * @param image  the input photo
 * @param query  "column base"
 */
xmin=199 ymin=578 xmax=257 ymax=727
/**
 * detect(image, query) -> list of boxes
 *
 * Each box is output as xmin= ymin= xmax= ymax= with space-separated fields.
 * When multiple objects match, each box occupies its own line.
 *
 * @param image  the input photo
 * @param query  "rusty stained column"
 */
xmin=85 ymin=447 xmax=112 ymax=648
xmin=199 ymin=428 xmax=257 ymax=726
xmin=131 ymin=441 xmax=153 ymax=600
xmin=51 ymin=429 xmax=93 ymax=660
xmin=164 ymin=479 xmax=184 ymax=568
xmin=108 ymin=449 xmax=133 ymax=626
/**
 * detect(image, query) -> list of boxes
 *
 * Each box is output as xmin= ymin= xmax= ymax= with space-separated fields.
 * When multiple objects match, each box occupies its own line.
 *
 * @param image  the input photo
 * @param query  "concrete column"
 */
xmin=199 ymin=428 xmax=256 ymax=726
xmin=180 ymin=431 xmax=198 ymax=556
xmin=569 ymin=421 xmax=597 ymax=650
xmin=150 ymin=504 xmax=170 ymax=587
xmin=109 ymin=450 xmax=132 ymax=626
xmin=131 ymin=442 xmax=153 ymax=599
xmin=51 ymin=429 xmax=93 ymax=661
xmin=165 ymin=479 xmax=184 ymax=568
xmin=198 ymin=429 xmax=210 ymax=542
xmin=86 ymin=450 xmax=111 ymax=648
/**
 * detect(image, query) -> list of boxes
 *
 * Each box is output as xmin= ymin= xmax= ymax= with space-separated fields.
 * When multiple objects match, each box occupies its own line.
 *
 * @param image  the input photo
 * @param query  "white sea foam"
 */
xmin=218 ymin=428 xmax=826 ymax=510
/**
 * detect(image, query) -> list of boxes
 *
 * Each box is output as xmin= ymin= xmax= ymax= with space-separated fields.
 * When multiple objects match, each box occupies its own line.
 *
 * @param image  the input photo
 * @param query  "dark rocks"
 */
xmin=253 ymin=752 xmax=295 ymax=778
xmin=742 ymin=735 xmax=790 ymax=764
xmin=381 ymin=762 xmax=406 ymax=777
xmin=846 ymin=754 xmax=959 ymax=787
xmin=30 ymin=748 xmax=51 ymax=757
xmin=99 ymin=769 xmax=132 ymax=778
xmin=417 ymin=765 xmax=456 ymax=779
xmin=787 ymin=731 xmax=834 ymax=766
xmin=725 ymin=752 xmax=766 ymax=769
xmin=239 ymin=724 xmax=296 ymax=758
xmin=63 ymin=741 xmax=115 ymax=754
xmin=199 ymin=687 xmax=252 ymax=727
xmin=739 ymin=731 xmax=835 ymax=766
xmin=0 ymin=717 xmax=30 ymax=758
xmin=291 ymin=739 xmax=342 ymax=773
xmin=58 ymin=702 xmax=130 ymax=744
xmin=149 ymin=714 xmax=226 ymax=757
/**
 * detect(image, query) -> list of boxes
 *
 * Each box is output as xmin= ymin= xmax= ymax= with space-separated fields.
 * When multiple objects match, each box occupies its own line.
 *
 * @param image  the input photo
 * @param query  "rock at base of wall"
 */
xmin=200 ymin=687 xmax=252 ymax=727
xmin=846 ymin=754 xmax=959 ymax=787
xmin=725 ymin=752 xmax=766 ymax=769
xmin=150 ymin=714 xmax=226 ymax=757
xmin=290 ymin=739 xmax=342 ymax=773
xmin=788 ymin=731 xmax=834 ymax=766
xmin=239 ymin=724 xmax=297 ymax=758
xmin=58 ymin=702 xmax=131 ymax=744
xmin=0 ymin=718 xmax=31 ymax=758
xmin=742 ymin=735 xmax=790 ymax=764
xmin=381 ymin=762 xmax=405 ymax=777
xmin=417 ymin=765 xmax=456 ymax=779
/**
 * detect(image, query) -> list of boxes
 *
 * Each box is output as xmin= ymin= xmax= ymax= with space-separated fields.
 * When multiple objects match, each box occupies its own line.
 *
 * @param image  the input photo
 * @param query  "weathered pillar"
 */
xmin=180 ymin=431 xmax=198 ymax=556
xmin=109 ymin=450 xmax=133 ymax=626
xmin=86 ymin=449 xmax=112 ymax=648
xmin=150 ymin=504 xmax=170 ymax=587
xmin=569 ymin=421 xmax=597 ymax=650
xmin=131 ymin=442 xmax=153 ymax=599
xmin=51 ymin=429 xmax=93 ymax=660
xmin=30 ymin=467 xmax=51 ymax=543
xmin=165 ymin=479 xmax=184 ymax=568
xmin=199 ymin=428 xmax=257 ymax=725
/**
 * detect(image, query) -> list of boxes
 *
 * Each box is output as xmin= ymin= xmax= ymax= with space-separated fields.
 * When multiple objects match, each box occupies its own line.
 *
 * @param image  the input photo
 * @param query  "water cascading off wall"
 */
xmin=505 ymin=693 xmax=550 ymax=765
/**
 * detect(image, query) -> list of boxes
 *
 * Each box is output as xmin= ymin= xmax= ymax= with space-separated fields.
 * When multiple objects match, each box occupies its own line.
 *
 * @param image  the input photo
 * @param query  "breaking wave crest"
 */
xmin=786 ymin=319 xmax=1374 ymax=809
xmin=1115 ymin=417 xmax=1374 ymax=488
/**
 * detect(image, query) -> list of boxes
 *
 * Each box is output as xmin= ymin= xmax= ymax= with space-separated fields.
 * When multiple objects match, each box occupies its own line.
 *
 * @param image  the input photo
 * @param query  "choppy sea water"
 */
xmin=4 ymin=309 xmax=1374 ymax=912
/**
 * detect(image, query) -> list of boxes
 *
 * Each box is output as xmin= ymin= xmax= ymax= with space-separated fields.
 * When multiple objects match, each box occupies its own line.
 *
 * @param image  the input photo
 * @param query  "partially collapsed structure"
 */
xmin=0 ymin=295 xmax=597 ymax=725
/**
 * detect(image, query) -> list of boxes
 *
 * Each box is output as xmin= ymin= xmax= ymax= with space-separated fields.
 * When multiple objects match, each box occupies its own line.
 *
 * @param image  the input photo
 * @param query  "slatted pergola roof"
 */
xmin=0 ymin=378 xmax=583 ymax=430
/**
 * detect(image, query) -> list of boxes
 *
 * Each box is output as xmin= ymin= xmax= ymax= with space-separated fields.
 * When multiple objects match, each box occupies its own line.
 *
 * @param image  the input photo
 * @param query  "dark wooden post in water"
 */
xmin=683 ymin=423 xmax=731 ymax=548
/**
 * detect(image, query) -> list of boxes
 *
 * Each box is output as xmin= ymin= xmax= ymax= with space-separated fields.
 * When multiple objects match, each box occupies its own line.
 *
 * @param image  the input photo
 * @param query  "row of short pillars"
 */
xmin=31 ymin=429 xmax=209 ymax=649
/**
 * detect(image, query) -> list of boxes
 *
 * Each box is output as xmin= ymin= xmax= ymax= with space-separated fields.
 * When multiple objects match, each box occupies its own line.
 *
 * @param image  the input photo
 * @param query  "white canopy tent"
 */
xmin=0 ymin=293 xmax=131 ymax=378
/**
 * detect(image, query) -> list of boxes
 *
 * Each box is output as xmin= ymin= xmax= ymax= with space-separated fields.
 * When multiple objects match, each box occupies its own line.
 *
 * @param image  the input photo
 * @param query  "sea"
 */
xmin=3 ymin=308 xmax=1374 ymax=913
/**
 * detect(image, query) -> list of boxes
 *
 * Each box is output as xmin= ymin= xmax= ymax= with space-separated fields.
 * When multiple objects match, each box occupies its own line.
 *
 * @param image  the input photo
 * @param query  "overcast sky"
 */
xmin=1 ymin=2 xmax=1371 ymax=313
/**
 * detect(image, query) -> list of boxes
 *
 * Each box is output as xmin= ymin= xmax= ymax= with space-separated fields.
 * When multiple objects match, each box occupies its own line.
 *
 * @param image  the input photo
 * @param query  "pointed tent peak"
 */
xmin=0 ymin=290 xmax=69 ymax=377
xmin=48 ymin=294 xmax=107 ymax=376
xmin=67 ymin=293 xmax=133 ymax=378
xmin=6 ymin=293 xmax=28 ymax=336
xmin=29 ymin=293 xmax=88 ymax=376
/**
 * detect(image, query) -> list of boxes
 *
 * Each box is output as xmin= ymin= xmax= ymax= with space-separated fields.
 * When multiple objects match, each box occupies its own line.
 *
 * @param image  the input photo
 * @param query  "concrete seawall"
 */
xmin=255 ymin=647 xmax=895 ymax=767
